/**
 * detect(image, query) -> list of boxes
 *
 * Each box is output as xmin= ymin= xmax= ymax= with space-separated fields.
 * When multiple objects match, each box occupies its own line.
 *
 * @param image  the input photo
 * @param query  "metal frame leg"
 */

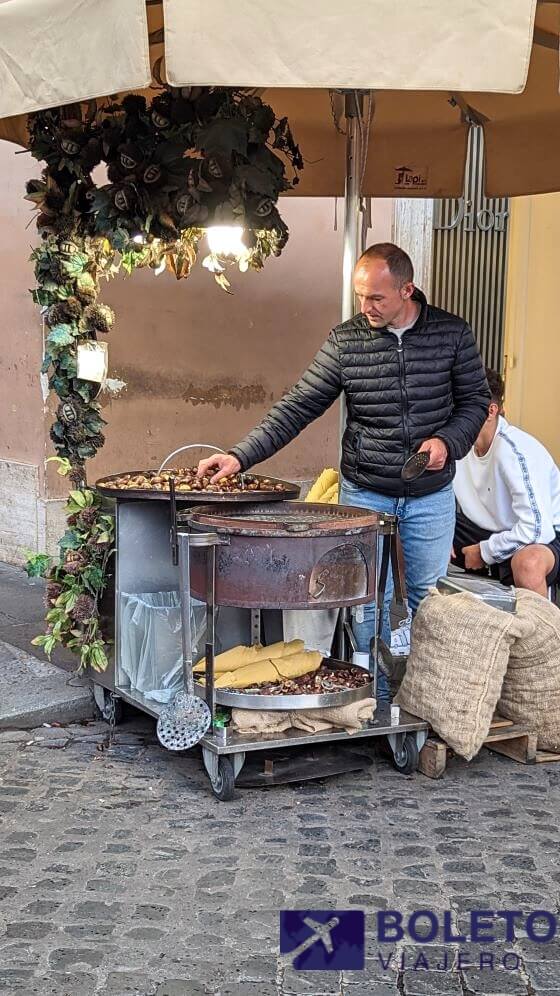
xmin=372 ymin=532 xmax=391 ymax=696
xmin=251 ymin=609 xmax=261 ymax=647
xmin=205 ymin=544 xmax=217 ymax=726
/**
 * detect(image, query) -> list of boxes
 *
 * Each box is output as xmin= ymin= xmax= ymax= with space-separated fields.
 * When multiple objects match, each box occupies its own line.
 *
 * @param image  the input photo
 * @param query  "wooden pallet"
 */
xmin=419 ymin=715 xmax=560 ymax=778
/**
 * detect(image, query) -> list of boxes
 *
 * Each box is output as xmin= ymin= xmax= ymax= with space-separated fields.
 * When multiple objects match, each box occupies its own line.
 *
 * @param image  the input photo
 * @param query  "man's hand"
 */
xmin=418 ymin=437 xmax=448 ymax=471
xmin=462 ymin=543 xmax=485 ymax=571
xmin=197 ymin=453 xmax=241 ymax=484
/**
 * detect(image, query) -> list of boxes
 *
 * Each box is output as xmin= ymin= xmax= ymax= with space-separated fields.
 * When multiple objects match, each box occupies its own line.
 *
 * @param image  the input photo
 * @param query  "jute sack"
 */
xmin=394 ymin=589 xmax=530 ymax=760
xmin=498 ymin=589 xmax=560 ymax=751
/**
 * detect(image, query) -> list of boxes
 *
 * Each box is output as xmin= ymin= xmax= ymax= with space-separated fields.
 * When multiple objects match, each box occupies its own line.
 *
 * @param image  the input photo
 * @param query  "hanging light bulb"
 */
xmin=206 ymin=226 xmax=245 ymax=257
xmin=132 ymin=233 xmax=146 ymax=245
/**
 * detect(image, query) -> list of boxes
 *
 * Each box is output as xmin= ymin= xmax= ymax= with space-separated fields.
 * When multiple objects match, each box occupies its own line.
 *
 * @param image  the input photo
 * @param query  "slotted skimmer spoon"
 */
xmin=401 ymin=450 xmax=430 ymax=482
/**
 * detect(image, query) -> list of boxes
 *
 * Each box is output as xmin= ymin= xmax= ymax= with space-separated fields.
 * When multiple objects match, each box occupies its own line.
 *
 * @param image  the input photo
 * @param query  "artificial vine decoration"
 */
xmin=30 ymin=474 xmax=115 ymax=672
xmin=26 ymin=86 xmax=302 ymax=672
xmin=26 ymin=86 xmax=302 ymax=287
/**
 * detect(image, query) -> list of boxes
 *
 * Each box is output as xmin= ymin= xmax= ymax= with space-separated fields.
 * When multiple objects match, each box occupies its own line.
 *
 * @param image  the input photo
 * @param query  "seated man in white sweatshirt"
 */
xmin=452 ymin=368 xmax=560 ymax=597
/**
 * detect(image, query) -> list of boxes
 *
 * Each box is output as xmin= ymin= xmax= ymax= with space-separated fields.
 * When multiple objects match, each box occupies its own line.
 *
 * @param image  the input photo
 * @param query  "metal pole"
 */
xmin=341 ymin=91 xmax=364 ymax=324
xmin=340 ymin=90 xmax=365 ymax=443
xmin=337 ymin=90 xmax=367 ymax=661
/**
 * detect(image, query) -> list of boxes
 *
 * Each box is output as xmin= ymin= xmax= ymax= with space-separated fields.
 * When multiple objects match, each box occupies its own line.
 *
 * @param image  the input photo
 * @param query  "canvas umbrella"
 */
xmin=1 ymin=0 xmax=558 ymax=317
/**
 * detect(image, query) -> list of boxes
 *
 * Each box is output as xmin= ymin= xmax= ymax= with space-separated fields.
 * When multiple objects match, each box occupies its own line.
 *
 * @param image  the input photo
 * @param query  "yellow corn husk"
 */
xmin=214 ymin=649 xmax=322 ymax=688
xmin=272 ymin=650 xmax=322 ymax=678
xmin=306 ymin=468 xmax=338 ymax=503
xmin=320 ymin=482 xmax=338 ymax=504
xmin=193 ymin=638 xmax=304 ymax=674
xmin=215 ymin=659 xmax=280 ymax=688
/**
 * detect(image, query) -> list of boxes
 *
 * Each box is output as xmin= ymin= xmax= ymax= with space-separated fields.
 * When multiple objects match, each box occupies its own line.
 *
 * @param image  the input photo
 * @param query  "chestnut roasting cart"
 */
xmin=90 ymin=455 xmax=428 ymax=800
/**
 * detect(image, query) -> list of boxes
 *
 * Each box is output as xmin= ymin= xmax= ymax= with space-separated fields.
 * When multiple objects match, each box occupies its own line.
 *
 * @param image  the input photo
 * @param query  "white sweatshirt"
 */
xmin=454 ymin=417 xmax=560 ymax=565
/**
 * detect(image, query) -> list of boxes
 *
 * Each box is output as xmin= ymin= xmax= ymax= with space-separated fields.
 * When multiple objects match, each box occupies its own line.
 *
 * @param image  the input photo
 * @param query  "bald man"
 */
xmin=198 ymin=243 xmax=489 ymax=699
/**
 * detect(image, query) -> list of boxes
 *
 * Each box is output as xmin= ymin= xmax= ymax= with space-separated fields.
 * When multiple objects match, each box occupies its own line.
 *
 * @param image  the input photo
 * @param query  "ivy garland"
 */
xmin=25 ymin=86 xmax=302 ymax=671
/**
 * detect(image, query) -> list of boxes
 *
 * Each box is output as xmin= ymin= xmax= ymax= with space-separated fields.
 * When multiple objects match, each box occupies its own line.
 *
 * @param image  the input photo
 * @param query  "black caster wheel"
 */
xmin=391 ymin=733 xmax=419 ymax=775
xmin=210 ymin=756 xmax=236 ymax=802
xmin=93 ymin=685 xmax=124 ymax=726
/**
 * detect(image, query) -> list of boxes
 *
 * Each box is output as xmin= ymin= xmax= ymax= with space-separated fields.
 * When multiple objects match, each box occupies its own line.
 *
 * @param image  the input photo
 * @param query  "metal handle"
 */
xmin=169 ymin=476 xmax=179 ymax=566
xmin=158 ymin=443 xmax=225 ymax=475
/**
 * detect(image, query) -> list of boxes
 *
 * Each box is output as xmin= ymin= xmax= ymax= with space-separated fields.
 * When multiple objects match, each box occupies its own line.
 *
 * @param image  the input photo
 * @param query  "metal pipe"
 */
xmin=341 ymin=91 xmax=364 ymax=324
xmin=339 ymin=91 xmax=366 ymax=447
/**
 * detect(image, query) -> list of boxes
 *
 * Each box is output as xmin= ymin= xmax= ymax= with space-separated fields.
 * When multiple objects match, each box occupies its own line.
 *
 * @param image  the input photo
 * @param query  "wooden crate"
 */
xmin=419 ymin=715 xmax=560 ymax=778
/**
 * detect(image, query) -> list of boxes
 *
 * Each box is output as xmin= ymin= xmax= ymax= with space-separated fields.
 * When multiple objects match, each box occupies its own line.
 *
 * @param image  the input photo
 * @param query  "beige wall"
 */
xmin=503 ymin=193 xmax=560 ymax=464
xmin=89 ymin=197 xmax=344 ymax=485
xmin=0 ymin=141 xmax=44 ymax=471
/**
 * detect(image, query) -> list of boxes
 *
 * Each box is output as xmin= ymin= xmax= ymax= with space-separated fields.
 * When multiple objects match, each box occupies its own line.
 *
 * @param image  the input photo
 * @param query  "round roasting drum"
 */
xmin=183 ymin=501 xmax=382 ymax=609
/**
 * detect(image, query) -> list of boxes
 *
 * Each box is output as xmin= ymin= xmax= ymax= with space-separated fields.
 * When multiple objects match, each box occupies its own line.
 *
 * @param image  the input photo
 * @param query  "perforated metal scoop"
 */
xmin=401 ymin=451 xmax=430 ymax=482
xmin=157 ymin=690 xmax=211 ymax=751
xmin=157 ymin=528 xmax=211 ymax=751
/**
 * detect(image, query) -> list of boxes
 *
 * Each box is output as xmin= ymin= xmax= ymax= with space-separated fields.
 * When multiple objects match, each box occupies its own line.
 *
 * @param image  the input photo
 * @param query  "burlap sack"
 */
xmin=394 ymin=589 xmax=530 ymax=760
xmin=498 ymin=590 xmax=560 ymax=751
xmin=291 ymin=698 xmax=376 ymax=735
xmin=230 ymin=698 xmax=376 ymax=736
xmin=230 ymin=709 xmax=292 ymax=735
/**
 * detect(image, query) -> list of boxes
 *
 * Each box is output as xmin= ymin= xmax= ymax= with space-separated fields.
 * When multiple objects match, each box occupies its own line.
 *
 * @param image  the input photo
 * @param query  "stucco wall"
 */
xmin=88 ymin=197 xmax=345 ymax=485
xmin=503 ymin=194 xmax=560 ymax=464
xmin=0 ymin=141 xmax=44 ymax=471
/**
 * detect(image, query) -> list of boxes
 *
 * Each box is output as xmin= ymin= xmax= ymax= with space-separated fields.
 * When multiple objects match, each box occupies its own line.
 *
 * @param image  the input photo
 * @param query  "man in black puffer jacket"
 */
xmin=198 ymin=243 xmax=490 ymax=698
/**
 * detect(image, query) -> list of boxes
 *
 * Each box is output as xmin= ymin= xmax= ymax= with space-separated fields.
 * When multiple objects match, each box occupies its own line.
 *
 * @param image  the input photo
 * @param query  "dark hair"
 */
xmin=486 ymin=367 xmax=505 ymax=409
xmin=358 ymin=243 xmax=414 ymax=286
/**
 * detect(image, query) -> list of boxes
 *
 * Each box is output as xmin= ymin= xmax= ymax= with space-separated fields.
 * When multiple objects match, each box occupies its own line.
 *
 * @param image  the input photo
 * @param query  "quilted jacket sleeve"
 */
xmin=229 ymin=332 xmax=342 ymax=471
xmin=435 ymin=324 xmax=490 ymax=461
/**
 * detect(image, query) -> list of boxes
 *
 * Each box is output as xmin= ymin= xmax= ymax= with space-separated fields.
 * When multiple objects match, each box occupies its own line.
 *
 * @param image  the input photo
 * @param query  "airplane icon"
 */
xmin=281 ymin=915 xmax=340 ymax=966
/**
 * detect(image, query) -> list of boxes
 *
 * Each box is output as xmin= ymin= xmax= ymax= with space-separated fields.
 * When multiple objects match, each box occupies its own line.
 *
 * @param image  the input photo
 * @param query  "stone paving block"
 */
xmin=526 ymin=963 xmax=560 ymax=989
xmin=48 ymin=947 xmax=104 ymax=971
xmin=154 ymin=984 xmax=210 ymax=996
xmin=99 ymin=971 xmax=156 ymax=994
xmin=341 ymin=986 xmax=397 ymax=995
xmin=282 ymin=968 xmax=343 ymax=993
xmin=402 ymin=971 xmax=463 ymax=994
xmin=216 ymin=986 xmax=278 ymax=996
xmin=462 ymin=968 xmax=529 ymax=993
xmin=0 ymin=968 xmax=35 ymax=991
xmin=18 ymin=973 xmax=98 ymax=996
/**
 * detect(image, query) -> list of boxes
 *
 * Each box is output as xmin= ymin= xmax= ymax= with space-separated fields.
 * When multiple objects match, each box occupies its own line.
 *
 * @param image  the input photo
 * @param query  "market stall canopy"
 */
xmin=0 ymin=0 xmax=559 ymax=197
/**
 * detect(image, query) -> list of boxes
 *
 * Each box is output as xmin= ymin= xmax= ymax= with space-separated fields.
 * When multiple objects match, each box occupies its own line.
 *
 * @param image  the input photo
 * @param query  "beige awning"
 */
xmin=0 ymin=0 xmax=559 ymax=199
xmin=164 ymin=0 xmax=537 ymax=93
xmin=0 ymin=0 xmax=151 ymax=119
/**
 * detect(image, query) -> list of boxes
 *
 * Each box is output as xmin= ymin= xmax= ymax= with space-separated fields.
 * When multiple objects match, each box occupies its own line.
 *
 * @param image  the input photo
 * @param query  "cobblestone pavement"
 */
xmin=0 ymin=716 xmax=559 ymax=996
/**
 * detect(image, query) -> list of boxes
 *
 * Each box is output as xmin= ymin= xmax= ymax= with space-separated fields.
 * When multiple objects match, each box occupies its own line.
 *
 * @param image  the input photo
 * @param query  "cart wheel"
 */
xmin=391 ymin=733 xmax=419 ymax=775
xmin=210 ymin=756 xmax=235 ymax=802
xmin=93 ymin=686 xmax=124 ymax=726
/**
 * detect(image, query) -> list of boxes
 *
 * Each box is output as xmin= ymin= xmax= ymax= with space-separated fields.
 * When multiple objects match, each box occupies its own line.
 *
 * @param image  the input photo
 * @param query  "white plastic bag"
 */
xmin=119 ymin=591 xmax=206 ymax=703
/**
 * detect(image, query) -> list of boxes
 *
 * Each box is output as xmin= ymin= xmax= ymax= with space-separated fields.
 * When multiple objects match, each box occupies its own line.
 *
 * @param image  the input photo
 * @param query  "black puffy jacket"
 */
xmin=230 ymin=290 xmax=490 ymax=497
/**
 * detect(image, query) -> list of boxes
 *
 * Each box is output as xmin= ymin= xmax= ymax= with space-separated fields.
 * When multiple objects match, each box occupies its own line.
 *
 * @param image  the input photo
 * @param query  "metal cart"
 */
xmin=90 ymin=485 xmax=428 ymax=801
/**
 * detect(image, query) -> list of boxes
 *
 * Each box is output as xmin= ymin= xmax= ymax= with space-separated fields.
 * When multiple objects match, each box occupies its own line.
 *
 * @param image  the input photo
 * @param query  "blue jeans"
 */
xmin=339 ymin=479 xmax=456 ymax=701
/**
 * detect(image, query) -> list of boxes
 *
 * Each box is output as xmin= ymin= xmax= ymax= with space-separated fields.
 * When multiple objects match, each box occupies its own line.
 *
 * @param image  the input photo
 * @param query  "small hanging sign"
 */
xmin=77 ymin=342 xmax=108 ymax=384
